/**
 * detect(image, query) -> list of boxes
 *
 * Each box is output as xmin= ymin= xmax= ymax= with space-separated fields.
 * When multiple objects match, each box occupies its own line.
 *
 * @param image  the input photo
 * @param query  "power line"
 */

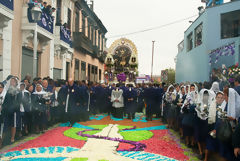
xmin=107 ymin=14 xmax=198 ymax=39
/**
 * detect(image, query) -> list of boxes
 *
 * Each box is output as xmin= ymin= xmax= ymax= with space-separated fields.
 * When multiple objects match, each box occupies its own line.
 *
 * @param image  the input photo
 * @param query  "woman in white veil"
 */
xmin=195 ymin=89 xmax=215 ymax=159
xmin=181 ymin=84 xmax=198 ymax=147
xmin=210 ymin=82 xmax=220 ymax=94
xmin=32 ymin=84 xmax=47 ymax=133
xmin=167 ymin=85 xmax=176 ymax=128
xmin=0 ymin=82 xmax=6 ymax=147
xmin=216 ymin=86 xmax=240 ymax=161
xmin=2 ymin=77 xmax=20 ymax=143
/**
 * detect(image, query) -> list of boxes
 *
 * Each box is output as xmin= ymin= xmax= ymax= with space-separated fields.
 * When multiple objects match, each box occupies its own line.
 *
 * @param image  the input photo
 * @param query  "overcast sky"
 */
xmin=90 ymin=0 xmax=229 ymax=75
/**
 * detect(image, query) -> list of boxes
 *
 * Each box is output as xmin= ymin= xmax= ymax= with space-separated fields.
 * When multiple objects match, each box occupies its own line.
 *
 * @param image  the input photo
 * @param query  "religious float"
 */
xmin=105 ymin=38 xmax=138 ymax=84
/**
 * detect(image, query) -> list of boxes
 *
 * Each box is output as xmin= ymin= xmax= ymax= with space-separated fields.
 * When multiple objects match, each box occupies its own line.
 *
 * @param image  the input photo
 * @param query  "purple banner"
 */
xmin=37 ymin=12 xmax=54 ymax=34
xmin=60 ymin=26 xmax=72 ymax=46
xmin=0 ymin=0 xmax=14 ymax=10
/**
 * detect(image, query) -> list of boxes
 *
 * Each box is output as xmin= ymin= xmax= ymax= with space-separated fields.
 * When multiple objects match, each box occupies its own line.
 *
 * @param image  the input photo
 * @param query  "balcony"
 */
xmin=73 ymin=32 xmax=96 ymax=55
xmin=54 ymin=26 xmax=73 ymax=57
xmin=26 ymin=3 xmax=54 ymax=34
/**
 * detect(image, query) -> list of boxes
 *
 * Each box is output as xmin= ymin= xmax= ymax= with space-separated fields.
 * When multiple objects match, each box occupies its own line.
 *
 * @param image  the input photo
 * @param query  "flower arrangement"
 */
xmin=117 ymin=73 xmax=126 ymax=82
xmin=221 ymin=63 xmax=239 ymax=82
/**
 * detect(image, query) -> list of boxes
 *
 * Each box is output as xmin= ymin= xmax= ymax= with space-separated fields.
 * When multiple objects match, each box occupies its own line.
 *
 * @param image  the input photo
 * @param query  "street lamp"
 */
xmin=31 ymin=6 xmax=42 ymax=22
xmin=31 ymin=5 xmax=42 ymax=78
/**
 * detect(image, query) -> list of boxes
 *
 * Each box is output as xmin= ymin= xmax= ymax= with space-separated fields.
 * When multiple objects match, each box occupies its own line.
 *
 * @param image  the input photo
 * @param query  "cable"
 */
xmin=107 ymin=14 xmax=198 ymax=39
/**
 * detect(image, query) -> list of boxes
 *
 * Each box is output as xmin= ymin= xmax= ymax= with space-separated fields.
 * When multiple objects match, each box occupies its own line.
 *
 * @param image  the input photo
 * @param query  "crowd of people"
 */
xmin=0 ymin=74 xmax=240 ymax=161
xmin=161 ymin=77 xmax=240 ymax=161
xmin=29 ymin=0 xmax=56 ymax=16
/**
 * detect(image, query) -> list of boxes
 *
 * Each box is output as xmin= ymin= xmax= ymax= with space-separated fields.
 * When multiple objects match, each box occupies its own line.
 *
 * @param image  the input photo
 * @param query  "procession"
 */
xmin=1 ymin=0 xmax=240 ymax=160
xmin=0 ymin=74 xmax=240 ymax=161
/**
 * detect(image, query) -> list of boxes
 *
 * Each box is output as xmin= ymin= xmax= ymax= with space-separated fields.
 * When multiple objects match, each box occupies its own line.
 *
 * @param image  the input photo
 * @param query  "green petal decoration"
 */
xmin=88 ymin=125 xmax=108 ymax=130
xmin=120 ymin=130 xmax=153 ymax=142
xmin=64 ymin=125 xmax=108 ymax=141
xmin=117 ymin=125 xmax=133 ymax=130
xmin=64 ymin=128 xmax=101 ymax=141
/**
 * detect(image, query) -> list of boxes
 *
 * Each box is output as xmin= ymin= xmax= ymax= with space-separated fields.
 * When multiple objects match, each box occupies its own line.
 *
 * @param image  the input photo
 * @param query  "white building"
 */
xmin=176 ymin=0 xmax=240 ymax=83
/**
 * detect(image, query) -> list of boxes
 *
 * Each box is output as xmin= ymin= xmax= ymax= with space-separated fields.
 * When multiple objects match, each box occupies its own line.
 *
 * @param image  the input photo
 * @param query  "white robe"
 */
xmin=111 ymin=88 xmax=124 ymax=108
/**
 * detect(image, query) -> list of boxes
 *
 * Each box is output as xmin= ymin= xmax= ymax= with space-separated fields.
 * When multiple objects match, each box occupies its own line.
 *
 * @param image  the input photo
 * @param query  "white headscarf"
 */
xmin=179 ymin=86 xmax=186 ymax=99
xmin=196 ymin=89 xmax=215 ymax=120
xmin=227 ymin=88 xmax=240 ymax=119
xmin=32 ymin=84 xmax=47 ymax=95
xmin=166 ymin=85 xmax=174 ymax=93
xmin=181 ymin=85 xmax=199 ymax=112
xmin=4 ymin=77 xmax=20 ymax=92
xmin=210 ymin=82 xmax=220 ymax=94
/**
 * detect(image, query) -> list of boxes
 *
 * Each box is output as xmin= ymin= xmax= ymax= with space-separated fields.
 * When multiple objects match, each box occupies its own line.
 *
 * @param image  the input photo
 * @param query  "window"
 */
xmin=88 ymin=22 xmax=91 ymax=38
xmin=99 ymin=69 xmax=102 ymax=81
xmin=82 ymin=14 xmax=86 ymax=35
xmin=95 ymin=66 xmax=98 ymax=75
xmin=75 ymin=10 xmax=79 ymax=32
xmin=91 ymin=26 xmax=94 ymax=43
xmin=221 ymin=10 xmax=240 ymax=39
xmin=75 ymin=59 xmax=80 ymax=80
xmin=56 ymin=0 xmax=62 ymax=26
xmin=178 ymin=40 xmax=184 ymax=53
xmin=53 ymin=68 xmax=62 ymax=80
xmin=98 ymin=33 xmax=100 ymax=47
xmin=187 ymin=32 xmax=193 ymax=52
xmin=81 ymin=61 xmax=86 ymax=71
xmin=67 ymin=8 xmax=72 ymax=30
xmin=92 ymin=28 xmax=95 ymax=45
xmin=94 ymin=29 xmax=97 ymax=45
xmin=75 ymin=59 xmax=79 ymax=69
xmin=91 ymin=65 xmax=95 ymax=74
xmin=195 ymin=23 xmax=203 ymax=47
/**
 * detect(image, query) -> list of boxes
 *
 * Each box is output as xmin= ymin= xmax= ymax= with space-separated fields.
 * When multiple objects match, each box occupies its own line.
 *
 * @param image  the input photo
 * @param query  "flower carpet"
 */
xmin=0 ymin=114 xmax=199 ymax=161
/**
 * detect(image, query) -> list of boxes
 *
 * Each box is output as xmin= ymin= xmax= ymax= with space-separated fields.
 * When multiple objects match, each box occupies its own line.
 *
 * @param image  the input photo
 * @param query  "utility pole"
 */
xmin=151 ymin=41 xmax=155 ymax=81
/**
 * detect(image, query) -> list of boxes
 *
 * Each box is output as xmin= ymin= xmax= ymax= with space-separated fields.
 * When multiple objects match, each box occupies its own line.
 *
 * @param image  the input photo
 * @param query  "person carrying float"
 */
xmin=124 ymin=84 xmax=137 ymax=120
xmin=58 ymin=78 xmax=82 ymax=126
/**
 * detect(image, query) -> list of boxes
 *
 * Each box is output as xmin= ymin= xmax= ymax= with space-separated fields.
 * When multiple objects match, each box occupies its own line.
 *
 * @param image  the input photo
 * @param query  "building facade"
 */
xmin=175 ymin=1 xmax=240 ymax=83
xmin=0 ymin=0 xmax=107 ymax=82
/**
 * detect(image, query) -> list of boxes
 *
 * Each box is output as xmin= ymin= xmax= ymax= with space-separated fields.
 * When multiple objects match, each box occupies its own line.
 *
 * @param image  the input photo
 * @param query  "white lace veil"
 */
xmin=210 ymin=82 xmax=220 ymax=94
xmin=227 ymin=88 xmax=240 ymax=119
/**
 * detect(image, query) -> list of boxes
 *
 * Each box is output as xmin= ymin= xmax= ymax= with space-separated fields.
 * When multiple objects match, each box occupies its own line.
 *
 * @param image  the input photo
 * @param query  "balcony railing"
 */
xmin=0 ymin=0 xmax=14 ymax=11
xmin=73 ymin=32 xmax=94 ymax=54
xmin=27 ymin=3 xmax=54 ymax=34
